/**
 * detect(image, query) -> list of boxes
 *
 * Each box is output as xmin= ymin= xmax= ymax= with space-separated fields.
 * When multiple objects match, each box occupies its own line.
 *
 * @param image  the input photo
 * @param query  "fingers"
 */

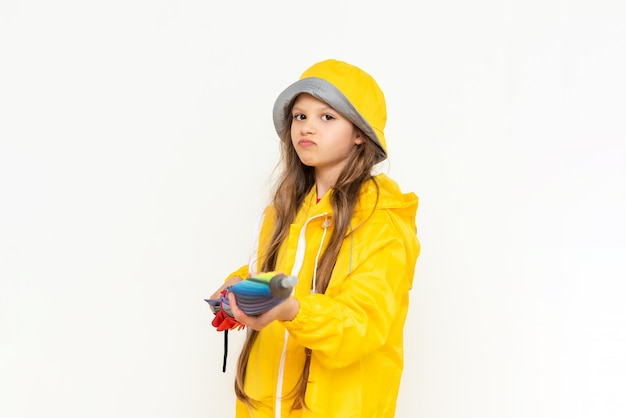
xmin=228 ymin=293 xmax=298 ymax=331
xmin=228 ymin=293 xmax=254 ymax=329
xmin=228 ymin=293 xmax=273 ymax=331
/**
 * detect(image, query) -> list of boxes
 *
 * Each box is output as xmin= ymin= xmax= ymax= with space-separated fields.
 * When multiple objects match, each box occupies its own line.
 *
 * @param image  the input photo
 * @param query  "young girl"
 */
xmin=211 ymin=59 xmax=420 ymax=417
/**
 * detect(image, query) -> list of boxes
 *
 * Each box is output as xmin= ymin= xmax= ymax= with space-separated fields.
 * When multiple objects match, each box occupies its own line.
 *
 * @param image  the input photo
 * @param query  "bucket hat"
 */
xmin=272 ymin=59 xmax=388 ymax=163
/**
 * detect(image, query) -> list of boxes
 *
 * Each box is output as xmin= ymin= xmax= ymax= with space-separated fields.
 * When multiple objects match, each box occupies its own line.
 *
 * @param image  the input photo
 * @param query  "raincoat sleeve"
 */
xmin=224 ymin=265 xmax=249 ymax=283
xmin=282 ymin=216 xmax=418 ymax=369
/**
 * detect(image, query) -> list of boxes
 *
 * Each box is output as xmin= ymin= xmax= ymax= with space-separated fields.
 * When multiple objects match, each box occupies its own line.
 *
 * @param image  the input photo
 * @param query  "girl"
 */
xmin=211 ymin=59 xmax=420 ymax=417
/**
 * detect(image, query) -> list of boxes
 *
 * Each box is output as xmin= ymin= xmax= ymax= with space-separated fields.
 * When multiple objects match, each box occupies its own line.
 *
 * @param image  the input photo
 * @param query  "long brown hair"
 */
xmin=234 ymin=105 xmax=380 ymax=410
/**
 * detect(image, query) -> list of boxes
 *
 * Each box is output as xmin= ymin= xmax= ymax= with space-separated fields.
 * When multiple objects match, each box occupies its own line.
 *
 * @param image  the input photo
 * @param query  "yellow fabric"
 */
xmin=299 ymin=59 xmax=387 ymax=158
xmin=227 ymin=174 xmax=420 ymax=418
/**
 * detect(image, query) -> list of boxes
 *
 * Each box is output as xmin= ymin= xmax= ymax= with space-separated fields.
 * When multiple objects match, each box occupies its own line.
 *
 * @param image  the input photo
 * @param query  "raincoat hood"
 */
xmin=311 ymin=173 xmax=419 ymax=287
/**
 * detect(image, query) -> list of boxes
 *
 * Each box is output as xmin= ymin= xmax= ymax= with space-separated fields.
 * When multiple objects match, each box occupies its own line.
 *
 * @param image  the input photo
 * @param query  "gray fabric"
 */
xmin=272 ymin=77 xmax=384 ymax=159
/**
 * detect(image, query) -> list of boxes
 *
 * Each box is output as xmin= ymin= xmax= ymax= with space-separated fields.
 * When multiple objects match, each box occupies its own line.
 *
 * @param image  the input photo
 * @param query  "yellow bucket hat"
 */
xmin=273 ymin=59 xmax=388 ymax=163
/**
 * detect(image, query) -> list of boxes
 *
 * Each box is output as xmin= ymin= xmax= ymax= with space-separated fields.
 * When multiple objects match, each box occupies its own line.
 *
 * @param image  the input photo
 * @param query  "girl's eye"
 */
xmin=292 ymin=114 xmax=305 ymax=121
xmin=321 ymin=114 xmax=334 ymax=121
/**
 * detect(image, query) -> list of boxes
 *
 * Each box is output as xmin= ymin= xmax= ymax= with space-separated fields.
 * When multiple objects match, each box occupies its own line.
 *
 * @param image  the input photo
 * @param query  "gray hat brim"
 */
xmin=272 ymin=77 xmax=386 ymax=163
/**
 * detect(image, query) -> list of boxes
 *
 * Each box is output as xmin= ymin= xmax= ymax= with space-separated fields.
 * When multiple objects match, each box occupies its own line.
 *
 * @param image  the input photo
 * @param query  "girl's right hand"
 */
xmin=227 ymin=292 xmax=299 ymax=331
xmin=209 ymin=275 xmax=244 ymax=300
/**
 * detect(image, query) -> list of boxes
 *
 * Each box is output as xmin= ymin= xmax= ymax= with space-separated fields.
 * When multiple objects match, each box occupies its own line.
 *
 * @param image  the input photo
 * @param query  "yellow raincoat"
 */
xmin=227 ymin=173 xmax=420 ymax=418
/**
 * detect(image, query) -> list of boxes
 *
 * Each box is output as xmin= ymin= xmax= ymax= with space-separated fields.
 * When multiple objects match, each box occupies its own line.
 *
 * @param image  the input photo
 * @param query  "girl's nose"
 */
xmin=300 ymin=120 xmax=315 ymax=135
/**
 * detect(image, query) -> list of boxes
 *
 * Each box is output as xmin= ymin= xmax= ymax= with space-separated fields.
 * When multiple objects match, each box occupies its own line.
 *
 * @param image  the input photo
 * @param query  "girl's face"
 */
xmin=290 ymin=93 xmax=363 ymax=174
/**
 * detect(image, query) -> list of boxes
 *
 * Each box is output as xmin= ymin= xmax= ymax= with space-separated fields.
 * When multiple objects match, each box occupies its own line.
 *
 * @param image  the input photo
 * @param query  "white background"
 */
xmin=1 ymin=1 xmax=625 ymax=417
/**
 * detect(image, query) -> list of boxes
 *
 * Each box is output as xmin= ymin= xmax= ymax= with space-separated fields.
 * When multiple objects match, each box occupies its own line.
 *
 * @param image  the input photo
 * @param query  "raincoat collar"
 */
xmin=300 ymin=173 xmax=418 ymax=219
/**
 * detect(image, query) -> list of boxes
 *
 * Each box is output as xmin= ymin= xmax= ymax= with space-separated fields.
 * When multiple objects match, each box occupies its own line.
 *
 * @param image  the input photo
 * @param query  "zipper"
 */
xmin=274 ymin=212 xmax=329 ymax=418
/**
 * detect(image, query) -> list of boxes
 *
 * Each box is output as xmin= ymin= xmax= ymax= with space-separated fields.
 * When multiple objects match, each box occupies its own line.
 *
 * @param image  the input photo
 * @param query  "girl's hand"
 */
xmin=209 ymin=275 xmax=243 ymax=300
xmin=228 ymin=292 xmax=300 ymax=331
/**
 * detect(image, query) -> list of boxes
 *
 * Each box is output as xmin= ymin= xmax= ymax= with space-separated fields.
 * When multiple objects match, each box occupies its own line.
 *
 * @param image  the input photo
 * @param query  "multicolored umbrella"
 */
xmin=205 ymin=272 xmax=298 ymax=331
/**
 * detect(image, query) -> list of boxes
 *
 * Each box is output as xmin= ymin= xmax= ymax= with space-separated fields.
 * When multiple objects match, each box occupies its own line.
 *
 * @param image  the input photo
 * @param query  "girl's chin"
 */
xmin=296 ymin=155 xmax=316 ymax=167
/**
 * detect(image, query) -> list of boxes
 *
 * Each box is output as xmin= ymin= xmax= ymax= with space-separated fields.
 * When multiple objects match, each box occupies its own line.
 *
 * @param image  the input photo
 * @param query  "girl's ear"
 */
xmin=354 ymin=132 xmax=364 ymax=145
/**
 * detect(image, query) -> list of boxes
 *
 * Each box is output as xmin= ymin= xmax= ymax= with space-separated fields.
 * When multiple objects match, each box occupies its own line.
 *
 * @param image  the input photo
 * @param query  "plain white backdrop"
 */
xmin=1 ymin=1 xmax=625 ymax=417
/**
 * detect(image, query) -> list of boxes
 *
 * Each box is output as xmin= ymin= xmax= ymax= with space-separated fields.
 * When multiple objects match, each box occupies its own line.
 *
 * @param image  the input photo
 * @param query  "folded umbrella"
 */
xmin=205 ymin=272 xmax=298 ymax=372
xmin=205 ymin=272 xmax=298 ymax=330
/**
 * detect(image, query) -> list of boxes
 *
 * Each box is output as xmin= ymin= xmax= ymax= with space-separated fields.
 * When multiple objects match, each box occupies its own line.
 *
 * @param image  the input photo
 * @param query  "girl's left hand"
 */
xmin=228 ymin=292 xmax=299 ymax=331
